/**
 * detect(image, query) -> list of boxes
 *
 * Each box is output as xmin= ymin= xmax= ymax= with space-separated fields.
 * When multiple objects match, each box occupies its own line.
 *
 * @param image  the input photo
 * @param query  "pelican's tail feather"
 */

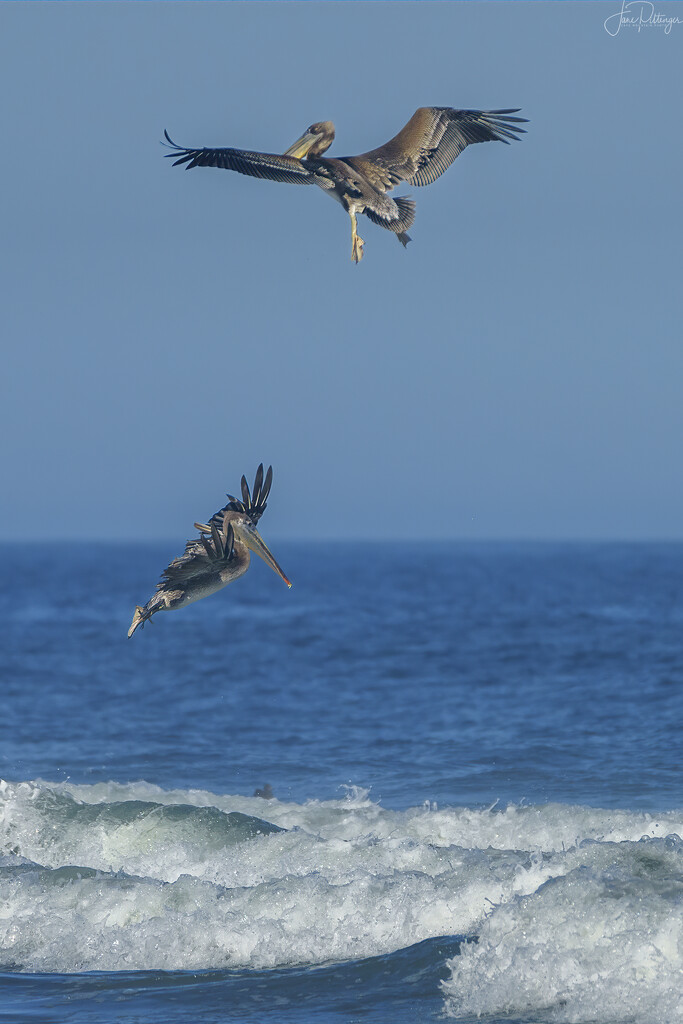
xmin=393 ymin=196 xmax=416 ymax=233
xmin=363 ymin=196 xmax=415 ymax=242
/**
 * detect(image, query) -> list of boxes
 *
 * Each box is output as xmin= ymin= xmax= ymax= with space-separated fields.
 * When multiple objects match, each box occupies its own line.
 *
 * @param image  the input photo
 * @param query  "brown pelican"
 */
xmin=163 ymin=106 xmax=527 ymax=263
xmin=128 ymin=465 xmax=291 ymax=638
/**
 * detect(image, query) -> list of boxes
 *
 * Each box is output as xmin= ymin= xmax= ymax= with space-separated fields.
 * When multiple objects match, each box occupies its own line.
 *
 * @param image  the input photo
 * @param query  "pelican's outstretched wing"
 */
xmin=356 ymin=108 xmax=527 ymax=188
xmin=163 ymin=131 xmax=316 ymax=185
xmin=158 ymin=521 xmax=235 ymax=586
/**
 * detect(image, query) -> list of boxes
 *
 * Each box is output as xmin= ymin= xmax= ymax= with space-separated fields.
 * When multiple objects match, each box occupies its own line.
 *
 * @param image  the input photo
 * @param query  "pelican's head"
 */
xmin=221 ymin=465 xmax=291 ymax=588
xmin=284 ymin=121 xmax=335 ymax=160
xmin=231 ymin=513 xmax=292 ymax=588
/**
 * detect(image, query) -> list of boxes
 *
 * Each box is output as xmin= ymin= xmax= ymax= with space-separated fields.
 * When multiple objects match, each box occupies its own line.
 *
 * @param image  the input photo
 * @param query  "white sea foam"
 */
xmin=442 ymin=836 xmax=683 ymax=1023
xmin=1 ymin=777 xmax=681 ymax=1024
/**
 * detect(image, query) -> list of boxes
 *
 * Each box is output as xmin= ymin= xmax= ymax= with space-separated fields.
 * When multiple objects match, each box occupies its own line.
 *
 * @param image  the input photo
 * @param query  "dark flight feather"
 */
xmin=210 ymin=464 xmax=273 ymax=529
xmin=163 ymin=131 xmax=315 ymax=186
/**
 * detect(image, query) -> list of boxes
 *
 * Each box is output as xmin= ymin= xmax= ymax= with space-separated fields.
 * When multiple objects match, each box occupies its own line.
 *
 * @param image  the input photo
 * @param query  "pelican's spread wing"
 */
xmin=163 ymin=131 xmax=316 ymax=185
xmin=159 ymin=520 xmax=235 ymax=586
xmin=357 ymin=108 xmax=527 ymax=188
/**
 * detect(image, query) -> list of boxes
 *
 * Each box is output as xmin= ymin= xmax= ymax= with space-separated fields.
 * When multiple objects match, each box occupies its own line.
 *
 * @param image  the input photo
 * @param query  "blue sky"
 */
xmin=1 ymin=2 xmax=682 ymax=541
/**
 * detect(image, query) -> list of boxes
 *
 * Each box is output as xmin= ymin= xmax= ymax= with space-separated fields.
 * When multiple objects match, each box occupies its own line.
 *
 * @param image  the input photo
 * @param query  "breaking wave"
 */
xmin=1 ymin=779 xmax=681 ymax=1022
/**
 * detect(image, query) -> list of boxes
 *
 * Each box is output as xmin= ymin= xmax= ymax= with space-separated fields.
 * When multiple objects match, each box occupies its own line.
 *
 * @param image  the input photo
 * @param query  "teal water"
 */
xmin=1 ymin=542 xmax=682 ymax=1022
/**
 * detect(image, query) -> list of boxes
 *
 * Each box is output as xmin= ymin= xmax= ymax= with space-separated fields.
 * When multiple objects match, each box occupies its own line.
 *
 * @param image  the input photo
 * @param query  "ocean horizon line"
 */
xmin=4 ymin=535 xmax=683 ymax=546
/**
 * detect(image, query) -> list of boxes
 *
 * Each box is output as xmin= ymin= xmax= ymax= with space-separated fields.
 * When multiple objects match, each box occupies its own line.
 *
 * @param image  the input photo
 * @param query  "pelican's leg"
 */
xmin=349 ymin=210 xmax=365 ymax=264
xmin=128 ymin=598 xmax=162 ymax=637
xmin=128 ymin=604 xmax=150 ymax=638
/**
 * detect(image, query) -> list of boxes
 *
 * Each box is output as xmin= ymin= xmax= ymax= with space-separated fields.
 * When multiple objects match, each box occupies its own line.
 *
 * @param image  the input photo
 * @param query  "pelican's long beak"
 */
xmin=241 ymin=523 xmax=292 ymax=588
xmin=283 ymin=130 xmax=320 ymax=160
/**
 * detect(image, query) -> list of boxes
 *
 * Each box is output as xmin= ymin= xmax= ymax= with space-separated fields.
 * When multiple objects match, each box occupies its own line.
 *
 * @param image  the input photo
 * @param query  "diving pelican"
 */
xmin=128 ymin=465 xmax=291 ymax=638
xmin=163 ymin=106 xmax=527 ymax=263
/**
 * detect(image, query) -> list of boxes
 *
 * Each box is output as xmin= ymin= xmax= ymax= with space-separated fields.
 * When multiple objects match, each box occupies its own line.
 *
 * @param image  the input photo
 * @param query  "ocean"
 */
xmin=1 ymin=541 xmax=682 ymax=1023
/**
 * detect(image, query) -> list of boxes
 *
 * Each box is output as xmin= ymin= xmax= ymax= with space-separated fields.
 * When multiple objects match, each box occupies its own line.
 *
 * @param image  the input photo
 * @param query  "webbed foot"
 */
xmin=128 ymin=604 xmax=153 ymax=638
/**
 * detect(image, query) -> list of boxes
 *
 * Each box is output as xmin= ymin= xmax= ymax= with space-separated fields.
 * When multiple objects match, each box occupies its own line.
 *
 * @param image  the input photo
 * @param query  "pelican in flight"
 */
xmin=163 ymin=106 xmax=527 ymax=263
xmin=128 ymin=465 xmax=291 ymax=638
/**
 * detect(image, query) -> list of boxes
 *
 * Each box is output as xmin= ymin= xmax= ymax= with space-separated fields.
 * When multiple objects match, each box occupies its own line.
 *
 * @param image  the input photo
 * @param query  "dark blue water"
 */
xmin=2 ymin=542 xmax=682 ymax=1022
